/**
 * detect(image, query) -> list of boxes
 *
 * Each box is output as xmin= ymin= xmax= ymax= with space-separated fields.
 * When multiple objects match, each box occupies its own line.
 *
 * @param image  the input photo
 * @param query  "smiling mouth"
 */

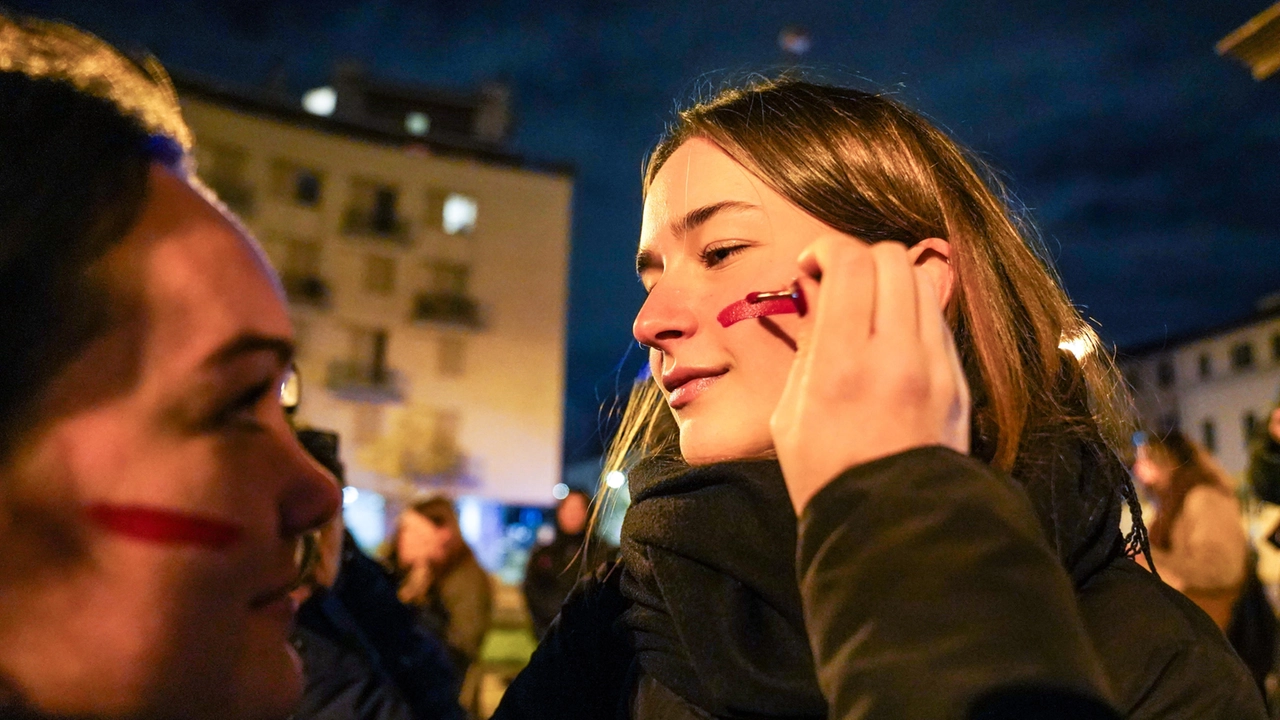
xmin=667 ymin=371 xmax=726 ymax=409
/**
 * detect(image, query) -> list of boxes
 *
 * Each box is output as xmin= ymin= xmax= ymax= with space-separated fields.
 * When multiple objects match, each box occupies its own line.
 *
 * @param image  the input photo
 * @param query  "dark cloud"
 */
xmin=13 ymin=0 xmax=1280 ymax=461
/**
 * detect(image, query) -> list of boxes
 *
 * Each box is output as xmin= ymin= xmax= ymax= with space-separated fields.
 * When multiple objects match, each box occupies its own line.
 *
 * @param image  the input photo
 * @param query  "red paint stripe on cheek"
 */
xmin=717 ymin=297 xmax=803 ymax=328
xmin=85 ymin=503 xmax=244 ymax=550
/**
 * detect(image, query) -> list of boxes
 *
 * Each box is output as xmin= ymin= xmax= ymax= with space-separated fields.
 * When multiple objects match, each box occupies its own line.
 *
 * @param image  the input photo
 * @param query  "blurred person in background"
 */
xmin=388 ymin=498 xmax=494 ymax=684
xmin=1133 ymin=430 xmax=1248 ymax=629
xmin=494 ymin=78 xmax=1263 ymax=720
xmin=291 ymin=430 xmax=465 ymax=720
xmin=522 ymin=489 xmax=614 ymax=639
xmin=1137 ymin=429 xmax=1279 ymax=702
xmin=1249 ymin=395 xmax=1280 ymax=504
xmin=0 ymin=13 xmax=340 ymax=720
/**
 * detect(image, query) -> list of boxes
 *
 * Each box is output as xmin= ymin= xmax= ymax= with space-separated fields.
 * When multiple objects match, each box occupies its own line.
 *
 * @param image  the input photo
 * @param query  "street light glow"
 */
xmin=605 ymin=470 xmax=626 ymax=489
xmin=302 ymin=86 xmax=337 ymax=117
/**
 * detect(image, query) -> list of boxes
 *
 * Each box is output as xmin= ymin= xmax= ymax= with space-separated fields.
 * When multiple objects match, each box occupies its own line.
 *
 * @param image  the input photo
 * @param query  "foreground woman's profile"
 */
xmin=0 ymin=14 xmax=340 ymax=720
xmin=493 ymin=79 xmax=1264 ymax=720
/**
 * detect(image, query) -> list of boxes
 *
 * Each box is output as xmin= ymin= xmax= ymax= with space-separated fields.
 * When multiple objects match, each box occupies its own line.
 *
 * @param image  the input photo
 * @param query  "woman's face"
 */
xmin=1133 ymin=445 xmax=1172 ymax=493
xmin=0 ymin=165 xmax=341 ymax=720
xmin=635 ymin=139 xmax=835 ymax=464
xmin=398 ymin=510 xmax=454 ymax=567
xmin=396 ymin=511 xmax=432 ymax=567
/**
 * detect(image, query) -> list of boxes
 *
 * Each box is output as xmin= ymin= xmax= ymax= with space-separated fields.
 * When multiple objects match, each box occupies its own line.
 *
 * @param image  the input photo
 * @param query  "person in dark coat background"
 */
xmin=522 ymin=490 xmax=614 ymax=639
xmin=1250 ymin=398 xmax=1280 ymax=505
xmin=292 ymin=429 xmax=466 ymax=720
xmin=492 ymin=79 xmax=1265 ymax=720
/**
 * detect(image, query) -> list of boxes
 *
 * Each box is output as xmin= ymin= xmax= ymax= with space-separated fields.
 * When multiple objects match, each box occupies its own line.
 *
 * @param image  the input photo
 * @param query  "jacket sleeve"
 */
xmin=491 ymin=563 xmax=634 ymax=720
xmin=1249 ymin=435 xmax=1280 ymax=504
xmin=796 ymin=446 xmax=1120 ymax=720
xmin=440 ymin=561 xmax=494 ymax=666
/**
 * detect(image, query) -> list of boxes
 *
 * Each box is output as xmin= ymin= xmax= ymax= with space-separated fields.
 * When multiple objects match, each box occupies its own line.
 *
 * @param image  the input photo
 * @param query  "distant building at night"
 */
xmin=175 ymin=72 xmax=573 ymax=549
xmin=1218 ymin=2 xmax=1280 ymax=81
xmin=1120 ymin=293 xmax=1280 ymax=476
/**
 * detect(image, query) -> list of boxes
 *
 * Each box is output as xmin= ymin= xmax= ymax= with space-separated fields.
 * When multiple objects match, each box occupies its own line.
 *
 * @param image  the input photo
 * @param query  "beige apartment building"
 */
xmin=175 ymin=73 xmax=573 ymax=544
xmin=1122 ymin=296 xmax=1280 ymax=477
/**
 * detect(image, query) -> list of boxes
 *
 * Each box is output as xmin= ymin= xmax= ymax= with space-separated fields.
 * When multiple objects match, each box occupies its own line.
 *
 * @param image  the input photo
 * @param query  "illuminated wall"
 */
xmin=181 ymin=94 xmax=572 ymax=516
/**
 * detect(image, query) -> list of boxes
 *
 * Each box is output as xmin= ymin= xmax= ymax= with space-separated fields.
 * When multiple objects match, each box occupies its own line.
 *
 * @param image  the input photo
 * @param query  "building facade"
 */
xmin=1121 ymin=297 xmax=1280 ymax=477
xmin=177 ymin=77 xmax=573 ymax=545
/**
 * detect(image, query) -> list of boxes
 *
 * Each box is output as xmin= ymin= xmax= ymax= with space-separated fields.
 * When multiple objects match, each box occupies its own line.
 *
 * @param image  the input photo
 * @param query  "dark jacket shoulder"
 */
xmin=1249 ymin=436 xmax=1280 ymax=505
xmin=1077 ymin=558 xmax=1266 ymax=720
xmin=492 ymin=562 xmax=635 ymax=720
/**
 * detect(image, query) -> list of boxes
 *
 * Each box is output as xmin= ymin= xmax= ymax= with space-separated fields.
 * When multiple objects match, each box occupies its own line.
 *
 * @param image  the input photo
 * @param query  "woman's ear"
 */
xmin=907 ymin=238 xmax=954 ymax=309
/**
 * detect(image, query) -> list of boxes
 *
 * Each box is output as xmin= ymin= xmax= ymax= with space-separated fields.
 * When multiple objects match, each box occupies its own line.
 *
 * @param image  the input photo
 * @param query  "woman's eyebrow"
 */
xmin=670 ymin=200 xmax=760 ymax=236
xmin=637 ymin=200 xmax=762 ymax=276
xmin=203 ymin=333 xmax=295 ymax=370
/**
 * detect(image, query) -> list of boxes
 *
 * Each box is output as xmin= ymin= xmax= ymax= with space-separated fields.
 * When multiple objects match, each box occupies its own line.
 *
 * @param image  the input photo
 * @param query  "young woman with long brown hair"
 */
xmin=1134 ymin=431 xmax=1248 ymax=629
xmin=388 ymin=497 xmax=493 ymax=680
xmin=492 ymin=79 xmax=1263 ymax=720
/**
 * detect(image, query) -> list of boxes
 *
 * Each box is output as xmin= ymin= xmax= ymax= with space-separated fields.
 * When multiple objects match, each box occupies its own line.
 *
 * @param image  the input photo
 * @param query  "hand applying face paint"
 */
xmin=769 ymin=236 xmax=970 ymax=514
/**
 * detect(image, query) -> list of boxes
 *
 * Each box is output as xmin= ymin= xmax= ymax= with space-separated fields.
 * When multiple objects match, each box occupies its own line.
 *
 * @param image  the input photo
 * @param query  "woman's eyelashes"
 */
xmin=207 ymin=378 xmax=278 ymax=431
xmin=699 ymin=241 xmax=751 ymax=268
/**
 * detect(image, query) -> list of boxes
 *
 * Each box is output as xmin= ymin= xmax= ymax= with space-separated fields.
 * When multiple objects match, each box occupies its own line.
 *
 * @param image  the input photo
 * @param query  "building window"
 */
xmin=439 ymin=335 xmax=466 ymax=377
xmin=279 ymin=238 xmax=329 ymax=308
xmin=414 ymin=261 xmax=479 ymax=327
xmin=363 ymin=255 xmax=397 ymax=295
xmin=295 ymin=170 xmax=322 ymax=205
xmin=431 ymin=409 xmax=460 ymax=462
xmin=1202 ymin=419 xmax=1217 ymax=453
xmin=1231 ymin=342 xmax=1255 ymax=371
xmin=326 ymin=328 xmax=400 ymax=402
xmin=429 ymin=260 xmax=470 ymax=295
xmin=373 ymin=188 xmax=399 ymax=233
xmin=1198 ymin=353 xmax=1212 ymax=380
xmin=271 ymin=161 xmax=323 ymax=207
xmin=427 ymin=189 xmax=478 ymax=235
xmin=1244 ymin=412 xmax=1260 ymax=445
xmin=344 ymin=180 xmax=407 ymax=241
xmin=1156 ymin=359 xmax=1175 ymax=388
xmin=197 ymin=142 xmax=254 ymax=216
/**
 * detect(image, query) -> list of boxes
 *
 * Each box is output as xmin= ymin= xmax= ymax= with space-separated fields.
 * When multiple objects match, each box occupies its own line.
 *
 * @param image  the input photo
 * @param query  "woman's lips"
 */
xmin=668 ymin=373 xmax=724 ymax=409
xmin=251 ymin=579 xmax=302 ymax=624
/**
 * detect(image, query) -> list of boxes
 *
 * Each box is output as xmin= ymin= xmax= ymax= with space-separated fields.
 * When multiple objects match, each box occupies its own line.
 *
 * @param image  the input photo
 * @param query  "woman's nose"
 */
xmin=278 ymin=434 xmax=343 ymax=540
xmin=633 ymin=283 xmax=699 ymax=352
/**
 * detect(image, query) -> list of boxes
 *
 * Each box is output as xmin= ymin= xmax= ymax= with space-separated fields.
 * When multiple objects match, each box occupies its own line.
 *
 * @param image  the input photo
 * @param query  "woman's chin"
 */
xmin=678 ymin=430 xmax=776 ymax=466
xmin=223 ymin=640 xmax=305 ymax=720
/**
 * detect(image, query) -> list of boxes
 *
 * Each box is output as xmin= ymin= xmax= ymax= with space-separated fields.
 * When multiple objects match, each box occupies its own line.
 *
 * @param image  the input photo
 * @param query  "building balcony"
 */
xmin=340 ymin=208 xmax=410 ymax=245
xmin=325 ymin=360 xmax=404 ymax=404
xmin=412 ymin=292 xmax=482 ymax=328
xmin=281 ymin=273 xmax=331 ymax=309
xmin=406 ymin=452 xmax=480 ymax=493
xmin=207 ymin=178 xmax=256 ymax=217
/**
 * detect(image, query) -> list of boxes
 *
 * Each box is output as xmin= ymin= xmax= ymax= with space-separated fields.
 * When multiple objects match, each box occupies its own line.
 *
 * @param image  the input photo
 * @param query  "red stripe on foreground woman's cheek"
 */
xmin=717 ymin=296 xmax=803 ymax=328
xmin=85 ymin=503 xmax=244 ymax=550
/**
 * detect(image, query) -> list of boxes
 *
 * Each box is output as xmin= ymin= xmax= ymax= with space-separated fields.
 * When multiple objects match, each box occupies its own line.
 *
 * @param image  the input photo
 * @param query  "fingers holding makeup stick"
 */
xmin=772 ymin=238 xmax=971 ymax=514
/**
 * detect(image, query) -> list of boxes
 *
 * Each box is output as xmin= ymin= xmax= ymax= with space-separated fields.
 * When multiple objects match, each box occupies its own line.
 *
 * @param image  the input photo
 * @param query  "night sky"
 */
xmin=14 ymin=0 xmax=1280 ymax=462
